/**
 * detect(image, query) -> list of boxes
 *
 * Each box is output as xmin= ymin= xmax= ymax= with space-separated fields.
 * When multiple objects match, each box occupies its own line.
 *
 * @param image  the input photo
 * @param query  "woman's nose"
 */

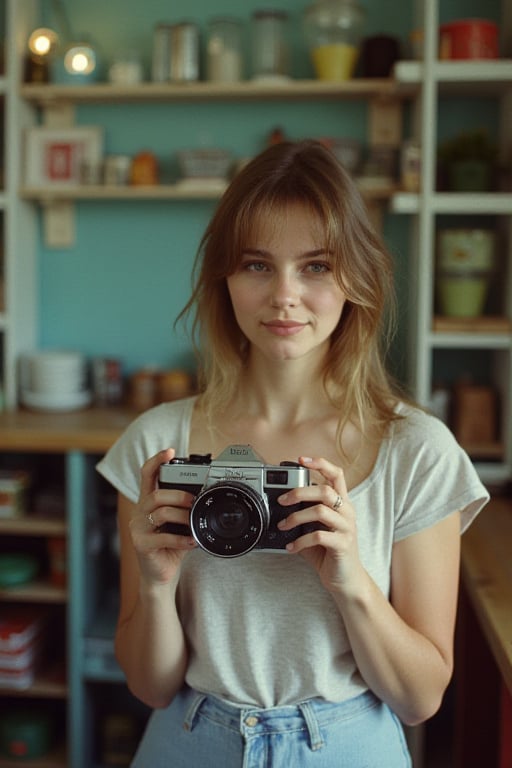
xmin=270 ymin=273 xmax=300 ymax=307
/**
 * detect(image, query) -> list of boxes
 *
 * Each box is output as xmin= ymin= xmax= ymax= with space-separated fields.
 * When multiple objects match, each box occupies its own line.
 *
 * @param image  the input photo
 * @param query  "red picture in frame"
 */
xmin=46 ymin=141 xmax=74 ymax=181
xmin=24 ymin=126 xmax=104 ymax=188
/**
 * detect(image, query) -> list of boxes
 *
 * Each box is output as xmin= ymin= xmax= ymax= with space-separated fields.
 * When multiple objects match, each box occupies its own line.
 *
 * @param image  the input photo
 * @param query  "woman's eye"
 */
xmin=244 ymin=261 xmax=268 ymax=272
xmin=306 ymin=262 xmax=330 ymax=274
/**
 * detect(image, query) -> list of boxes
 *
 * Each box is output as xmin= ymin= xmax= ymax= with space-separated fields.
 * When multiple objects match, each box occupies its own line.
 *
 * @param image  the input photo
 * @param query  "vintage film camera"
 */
xmin=158 ymin=444 xmax=321 ymax=558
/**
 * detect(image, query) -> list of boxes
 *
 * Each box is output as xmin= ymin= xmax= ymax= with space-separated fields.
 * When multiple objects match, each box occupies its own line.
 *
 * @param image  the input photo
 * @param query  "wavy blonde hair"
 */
xmin=178 ymin=140 xmax=402 ymax=449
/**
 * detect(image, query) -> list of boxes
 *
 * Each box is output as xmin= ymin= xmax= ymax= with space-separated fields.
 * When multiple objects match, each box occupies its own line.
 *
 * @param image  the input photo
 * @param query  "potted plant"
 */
xmin=437 ymin=129 xmax=497 ymax=192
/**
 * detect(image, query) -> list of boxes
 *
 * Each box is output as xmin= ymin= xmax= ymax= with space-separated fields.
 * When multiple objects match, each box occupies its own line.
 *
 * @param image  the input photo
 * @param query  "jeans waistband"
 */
xmin=183 ymin=688 xmax=379 ymax=752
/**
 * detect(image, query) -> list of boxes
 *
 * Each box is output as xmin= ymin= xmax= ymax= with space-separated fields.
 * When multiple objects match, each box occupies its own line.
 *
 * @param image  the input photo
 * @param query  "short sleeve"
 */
xmin=96 ymin=397 xmax=196 ymax=502
xmin=391 ymin=407 xmax=490 ymax=541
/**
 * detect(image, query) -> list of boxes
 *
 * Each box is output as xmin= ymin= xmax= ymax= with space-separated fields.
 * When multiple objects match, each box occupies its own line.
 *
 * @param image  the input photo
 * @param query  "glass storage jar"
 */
xmin=303 ymin=0 xmax=365 ymax=81
xmin=251 ymin=10 xmax=290 ymax=81
xmin=206 ymin=18 xmax=243 ymax=82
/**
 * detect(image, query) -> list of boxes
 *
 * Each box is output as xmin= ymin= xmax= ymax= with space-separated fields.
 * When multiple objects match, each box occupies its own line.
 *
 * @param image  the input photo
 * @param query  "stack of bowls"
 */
xmin=20 ymin=351 xmax=91 ymax=411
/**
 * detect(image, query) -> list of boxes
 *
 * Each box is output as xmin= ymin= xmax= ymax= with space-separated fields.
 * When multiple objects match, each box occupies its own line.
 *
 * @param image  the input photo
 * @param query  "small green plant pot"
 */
xmin=437 ymin=275 xmax=490 ymax=317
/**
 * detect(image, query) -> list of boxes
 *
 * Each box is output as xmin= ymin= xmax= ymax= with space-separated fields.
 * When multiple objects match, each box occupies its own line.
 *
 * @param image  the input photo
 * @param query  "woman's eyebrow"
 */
xmin=241 ymin=248 xmax=269 ymax=256
xmin=241 ymin=248 xmax=330 ymax=258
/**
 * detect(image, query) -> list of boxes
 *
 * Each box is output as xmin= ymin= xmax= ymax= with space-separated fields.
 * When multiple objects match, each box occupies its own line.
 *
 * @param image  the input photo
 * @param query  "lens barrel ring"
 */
xmin=190 ymin=480 xmax=269 ymax=557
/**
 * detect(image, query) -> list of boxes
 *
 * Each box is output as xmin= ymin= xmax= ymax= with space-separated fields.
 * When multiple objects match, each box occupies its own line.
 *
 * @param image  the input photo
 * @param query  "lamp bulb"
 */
xmin=28 ymin=27 xmax=59 ymax=57
xmin=64 ymin=44 xmax=97 ymax=75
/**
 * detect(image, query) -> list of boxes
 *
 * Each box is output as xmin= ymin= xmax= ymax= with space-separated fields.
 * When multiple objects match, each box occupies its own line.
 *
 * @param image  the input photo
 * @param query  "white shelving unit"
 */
xmin=394 ymin=0 xmax=512 ymax=486
xmin=1 ymin=0 xmax=37 ymax=410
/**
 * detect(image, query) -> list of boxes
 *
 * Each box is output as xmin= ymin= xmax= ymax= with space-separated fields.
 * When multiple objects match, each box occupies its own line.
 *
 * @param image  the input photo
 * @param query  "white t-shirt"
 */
xmin=97 ymin=396 xmax=489 ymax=708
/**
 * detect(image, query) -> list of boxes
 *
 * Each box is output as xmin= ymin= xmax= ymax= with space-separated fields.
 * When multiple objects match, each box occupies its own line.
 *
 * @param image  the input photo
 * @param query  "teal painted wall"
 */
xmin=36 ymin=0 xmax=500 ymax=380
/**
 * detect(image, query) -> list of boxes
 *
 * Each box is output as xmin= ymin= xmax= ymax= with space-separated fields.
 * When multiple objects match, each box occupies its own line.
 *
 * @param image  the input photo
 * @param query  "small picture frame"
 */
xmin=24 ymin=125 xmax=104 ymax=188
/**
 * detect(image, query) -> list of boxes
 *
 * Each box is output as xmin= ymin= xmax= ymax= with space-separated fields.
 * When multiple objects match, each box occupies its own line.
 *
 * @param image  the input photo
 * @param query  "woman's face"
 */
xmin=226 ymin=202 xmax=347 ymax=364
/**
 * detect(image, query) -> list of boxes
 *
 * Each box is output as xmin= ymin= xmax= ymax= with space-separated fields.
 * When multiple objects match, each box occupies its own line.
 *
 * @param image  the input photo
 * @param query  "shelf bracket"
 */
xmin=43 ymin=200 xmax=76 ymax=247
xmin=42 ymin=103 xmax=76 ymax=128
xmin=38 ymin=106 xmax=78 ymax=247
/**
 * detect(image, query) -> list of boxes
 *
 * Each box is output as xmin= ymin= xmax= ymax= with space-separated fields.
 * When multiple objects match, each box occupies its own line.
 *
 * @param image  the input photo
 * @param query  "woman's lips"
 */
xmin=262 ymin=320 xmax=306 ymax=336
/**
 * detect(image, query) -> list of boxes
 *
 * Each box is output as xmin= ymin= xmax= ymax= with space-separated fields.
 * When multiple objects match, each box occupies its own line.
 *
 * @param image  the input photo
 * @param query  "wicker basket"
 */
xmin=178 ymin=149 xmax=233 ymax=179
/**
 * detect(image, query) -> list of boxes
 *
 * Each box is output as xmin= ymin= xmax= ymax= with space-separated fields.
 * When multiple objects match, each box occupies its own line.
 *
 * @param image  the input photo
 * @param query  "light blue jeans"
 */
xmin=131 ymin=686 xmax=412 ymax=767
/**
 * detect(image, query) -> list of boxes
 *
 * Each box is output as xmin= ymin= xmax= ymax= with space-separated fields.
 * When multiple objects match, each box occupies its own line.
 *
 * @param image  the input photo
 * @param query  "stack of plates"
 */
xmin=20 ymin=351 xmax=91 ymax=411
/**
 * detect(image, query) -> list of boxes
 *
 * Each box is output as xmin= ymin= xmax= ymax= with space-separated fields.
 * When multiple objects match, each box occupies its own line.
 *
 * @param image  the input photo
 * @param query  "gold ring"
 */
xmin=332 ymin=495 xmax=343 ymax=511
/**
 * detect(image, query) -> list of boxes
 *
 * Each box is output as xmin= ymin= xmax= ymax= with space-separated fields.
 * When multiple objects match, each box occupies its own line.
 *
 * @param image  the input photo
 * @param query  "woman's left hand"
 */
xmin=277 ymin=456 xmax=365 ymax=596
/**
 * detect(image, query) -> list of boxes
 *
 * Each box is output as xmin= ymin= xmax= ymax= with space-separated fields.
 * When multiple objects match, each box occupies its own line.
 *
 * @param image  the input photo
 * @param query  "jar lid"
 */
xmin=252 ymin=10 xmax=289 ymax=20
xmin=209 ymin=17 xmax=243 ymax=25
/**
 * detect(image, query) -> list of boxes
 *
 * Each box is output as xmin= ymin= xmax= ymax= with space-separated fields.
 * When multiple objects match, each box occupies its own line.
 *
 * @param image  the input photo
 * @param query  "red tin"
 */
xmin=439 ymin=19 xmax=499 ymax=60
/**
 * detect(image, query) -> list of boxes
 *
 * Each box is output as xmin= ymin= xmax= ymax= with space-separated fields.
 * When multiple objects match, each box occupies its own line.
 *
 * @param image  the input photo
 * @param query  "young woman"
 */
xmin=97 ymin=140 xmax=489 ymax=767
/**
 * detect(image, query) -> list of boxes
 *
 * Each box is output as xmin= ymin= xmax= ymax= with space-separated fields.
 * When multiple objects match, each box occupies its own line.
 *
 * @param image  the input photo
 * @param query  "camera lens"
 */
xmin=190 ymin=481 xmax=269 ymax=557
xmin=210 ymin=504 xmax=248 ymax=538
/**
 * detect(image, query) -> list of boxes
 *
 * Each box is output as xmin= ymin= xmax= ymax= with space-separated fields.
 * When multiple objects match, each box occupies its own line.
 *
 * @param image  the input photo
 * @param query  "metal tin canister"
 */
xmin=152 ymin=23 xmax=172 ymax=82
xmin=169 ymin=22 xmax=200 ymax=82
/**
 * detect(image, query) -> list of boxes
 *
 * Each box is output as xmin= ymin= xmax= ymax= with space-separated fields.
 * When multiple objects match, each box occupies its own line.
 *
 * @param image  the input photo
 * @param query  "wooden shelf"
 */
xmin=432 ymin=316 xmax=512 ymax=334
xmin=0 ymin=579 xmax=67 ymax=603
xmin=21 ymin=183 xmax=228 ymax=202
xmin=0 ymin=515 xmax=67 ymax=537
xmin=20 ymin=180 xmax=399 ymax=204
xmin=0 ymin=664 xmax=68 ymax=699
xmin=463 ymin=442 xmax=505 ymax=461
xmin=20 ymin=78 xmax=414 ymax=105
xmin=0 ymin=407 xmax=134 ymax=453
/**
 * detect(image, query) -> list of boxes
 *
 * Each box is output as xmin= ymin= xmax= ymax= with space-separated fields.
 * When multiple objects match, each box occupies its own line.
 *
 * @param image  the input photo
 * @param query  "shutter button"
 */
xmin=245 ymin=715 xmax=259 ymax=727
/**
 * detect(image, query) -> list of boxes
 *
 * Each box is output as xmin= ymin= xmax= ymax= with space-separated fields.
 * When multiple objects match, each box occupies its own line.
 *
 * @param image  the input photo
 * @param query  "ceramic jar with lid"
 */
xmin=303 ymin=0 xmax=365 ymax=81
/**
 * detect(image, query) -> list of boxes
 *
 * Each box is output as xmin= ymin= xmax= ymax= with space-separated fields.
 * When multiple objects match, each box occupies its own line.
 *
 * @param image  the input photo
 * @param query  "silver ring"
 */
xmin=147 ymin=512 xmax=156 ymax=526
xmin=332 ymin=494 xmax=343 ymax=511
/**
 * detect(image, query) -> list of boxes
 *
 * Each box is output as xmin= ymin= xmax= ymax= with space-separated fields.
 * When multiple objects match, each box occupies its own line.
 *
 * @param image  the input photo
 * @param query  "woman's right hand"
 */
xmin=129 ymin=448 xmax=197 ymax=586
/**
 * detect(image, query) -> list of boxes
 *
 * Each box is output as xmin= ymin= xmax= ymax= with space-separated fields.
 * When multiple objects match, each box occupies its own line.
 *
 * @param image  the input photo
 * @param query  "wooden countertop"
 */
xmin=461 ymin=496 xmax=512 ymax=695
xmin=0 ymin=407 xmax=135 ymax=453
